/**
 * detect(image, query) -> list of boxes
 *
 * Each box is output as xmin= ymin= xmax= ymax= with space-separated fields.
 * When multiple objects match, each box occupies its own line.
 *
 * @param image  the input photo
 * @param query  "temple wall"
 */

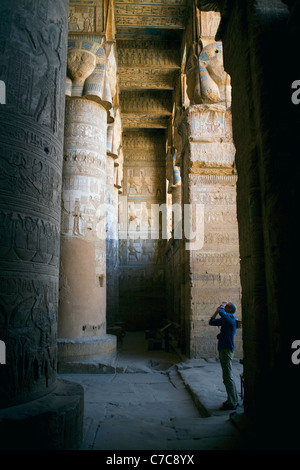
xmin=119 ymin=130 xmax=167 ymax=330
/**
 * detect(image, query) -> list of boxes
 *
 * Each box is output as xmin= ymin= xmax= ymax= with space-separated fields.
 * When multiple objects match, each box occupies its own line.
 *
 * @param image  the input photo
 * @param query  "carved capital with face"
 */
xmin=199 ymin=42 xmax=231 ymax=106
xmin=67 ymin=49 xmax=96 ymax=92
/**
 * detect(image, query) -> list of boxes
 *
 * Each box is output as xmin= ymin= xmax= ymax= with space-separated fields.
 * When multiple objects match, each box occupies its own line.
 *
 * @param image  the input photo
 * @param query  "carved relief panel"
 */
xmin=117 ymin=40 xmax=181 ymax=68
xmin=68 ymin=0 xmax=104 ymax=33
xmin=115 ymin=0 xmax=187 ymax=29
xmin=61 ymin=99 xmax=107 ymax=241
xmin=119 ymin=130 xmax=167 ymax=328
xmin=0 ymin=0 xmax=68 ymax=408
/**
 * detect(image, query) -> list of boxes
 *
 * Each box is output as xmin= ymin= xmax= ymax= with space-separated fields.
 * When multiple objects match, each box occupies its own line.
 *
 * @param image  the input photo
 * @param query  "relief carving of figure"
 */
xmin=72 ymin=200 xmax=83 ymax=236
xmin=128 ymin=204 xmax=140 ymax=231
xmin=83 ymin=14 xmax=93 ymax=33
xmin=68 ymin=11 xmax=80 ymax=31
xmin=20 ymin=20 xmax=62 ymax=132
xmin=185 ymin=42 xmax=202 ymax=105
xmin=127 ymin=173 xmax=139 ymax=194
xmin=128 ymin=239 xmax=140 ymax=262
xmin=140 ymin=173 xmax=151 ymax=194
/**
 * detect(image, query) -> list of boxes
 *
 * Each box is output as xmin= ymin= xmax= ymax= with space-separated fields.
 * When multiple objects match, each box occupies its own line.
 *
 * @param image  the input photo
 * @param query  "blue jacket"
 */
xmin=209 ymin=307 xmax=237 ymax=351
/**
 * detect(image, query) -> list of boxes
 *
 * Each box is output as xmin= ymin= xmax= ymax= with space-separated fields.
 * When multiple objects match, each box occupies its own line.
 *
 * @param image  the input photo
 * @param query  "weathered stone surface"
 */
xmin=188 ymin=104 xmax=233 ymax=142
xmin=68 ymin=0 xmax=105 ymax=34
xmin=217 ymin=0 xmax=300 ymax=439
xmin=58 ymin=98 xmax=115 ymax=358
xmin=0 ymin=379 xmax=84 ymax=450
xmin=0 ymin=0 xmax=299 ymax=451
xmin=0 ymin=0 xmax=68 ymax=408
xmin=115 ymin=1 xmax=187 ymax=29
xmin=67 ymin=49 xmax=96 ymax=93
xmin=106 ymin=151 xmax=119 ymax=327
xmin=178 ymin=102 xmax=241 ymax=358
xmin=57 ymin=335 xmax=117 ymax=360
xmin=199 ymin=42 xmax=231 ymax=106
xmin=119 ymin=130 xmax=167 ymax=329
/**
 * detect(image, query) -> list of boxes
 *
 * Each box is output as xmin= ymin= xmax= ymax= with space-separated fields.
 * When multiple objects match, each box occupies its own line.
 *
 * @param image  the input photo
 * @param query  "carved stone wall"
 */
xmin=68 ymin=0 xmax=105 ymax=34
xmin=119 ymin=130 xmax=167 ymax=329
xmin=115 ymin=1 xmax=187 ymax=29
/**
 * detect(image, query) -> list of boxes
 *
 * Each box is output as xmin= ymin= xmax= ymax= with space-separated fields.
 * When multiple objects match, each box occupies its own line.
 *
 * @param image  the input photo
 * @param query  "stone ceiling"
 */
xmin=114 ymin=0 xmax=189 ymax=131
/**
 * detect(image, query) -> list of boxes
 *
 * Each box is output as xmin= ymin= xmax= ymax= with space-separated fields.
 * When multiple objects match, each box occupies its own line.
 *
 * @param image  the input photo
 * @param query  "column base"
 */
xmin=58 ymin=334 xmax=117 ymax=373
xmin=0 ymin=379 xmax=84 ymax=450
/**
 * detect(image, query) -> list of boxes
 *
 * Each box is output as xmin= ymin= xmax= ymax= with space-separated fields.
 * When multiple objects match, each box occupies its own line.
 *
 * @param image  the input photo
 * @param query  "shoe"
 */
xmin=219 ymin=402 xmax=238 ymax=410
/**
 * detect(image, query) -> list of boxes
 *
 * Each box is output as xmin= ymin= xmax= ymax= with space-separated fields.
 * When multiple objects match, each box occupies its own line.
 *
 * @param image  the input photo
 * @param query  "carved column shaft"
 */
xmin=0 ymin=0 xmax=68 ymax=408
xmin=106 ymin=148 xmax=118 ymax=326
xmin=58 ymin=98 xmax=117 ymax=359
xmin=179 ymin=103 xmax=241 ymax=358
xmin=58 ymin=6 xmax=117 ymax=365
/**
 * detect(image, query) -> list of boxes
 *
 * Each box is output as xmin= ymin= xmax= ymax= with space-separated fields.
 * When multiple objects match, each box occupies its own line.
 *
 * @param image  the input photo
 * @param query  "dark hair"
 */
xmin=227 ymin=302 xmax=236 ymax=313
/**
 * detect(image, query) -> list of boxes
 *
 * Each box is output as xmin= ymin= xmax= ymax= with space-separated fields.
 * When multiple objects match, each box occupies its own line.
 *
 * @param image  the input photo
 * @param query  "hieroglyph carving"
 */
xmin=119 ymin=68 xmax=176 ymax=90
xmin=0 ymin=209 xmax=60 ymax=264
xmin=68 ymin=6 xmax=95 ymax=32
xmin=120 ymin=91 xmax=172 ymax=115
xmin=126 ymin=168 xmax=165 ymax=197
xmin=0 ymin=145 xmax=61 ymax=207
xmin=18 ymin=18 xmax=65 ymax=134
xmin=61 ymin=98 xmax=107 ymax=239
xmin=0 ymin=0 xmax=68 ymax=407
xmin=117 ymin=41 xmax=180 ymax=68
xmin=68 ymin=0 xmax=104 ymax=33
xmin=123 ymin=131 xmax=166 ymax=151
xmin=115 ymin=2 xmax=186 ymax=28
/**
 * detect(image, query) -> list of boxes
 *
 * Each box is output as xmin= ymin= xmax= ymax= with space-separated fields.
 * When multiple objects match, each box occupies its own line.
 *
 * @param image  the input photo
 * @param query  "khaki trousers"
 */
xmin=219 ymin=348 xmax=239 ymax=407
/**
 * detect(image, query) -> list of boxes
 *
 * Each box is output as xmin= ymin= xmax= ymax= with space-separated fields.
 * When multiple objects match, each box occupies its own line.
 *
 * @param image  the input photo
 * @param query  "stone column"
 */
xmin=58 ymin=37 xmax=117 ymax=368
xmin=166 ymin=146 xmax=182 ymax=239
xmin=215 ymin=0 xmax=300 ymax=447
xmin=106 ymin=122 xmax=119 ymax=328
xmin=0 ymin=0 xmax=83 ymax=449
xmin=105 ymin=43 xmax=121 ymax=329
xmin=165 ymin=147 xmax=183 ymax=347
xmin=180 ymin=104 xmax=241 ymax=357
xmin=179 ymin=29 xmax=242 ymax=358
xmin=58 ymin=95 xmax=117 ymax=367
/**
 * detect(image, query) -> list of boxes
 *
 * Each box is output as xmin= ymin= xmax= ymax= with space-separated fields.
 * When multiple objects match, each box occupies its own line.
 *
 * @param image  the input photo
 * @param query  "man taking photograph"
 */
xmin=209 ymin=301 xmax=239 ymax=410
